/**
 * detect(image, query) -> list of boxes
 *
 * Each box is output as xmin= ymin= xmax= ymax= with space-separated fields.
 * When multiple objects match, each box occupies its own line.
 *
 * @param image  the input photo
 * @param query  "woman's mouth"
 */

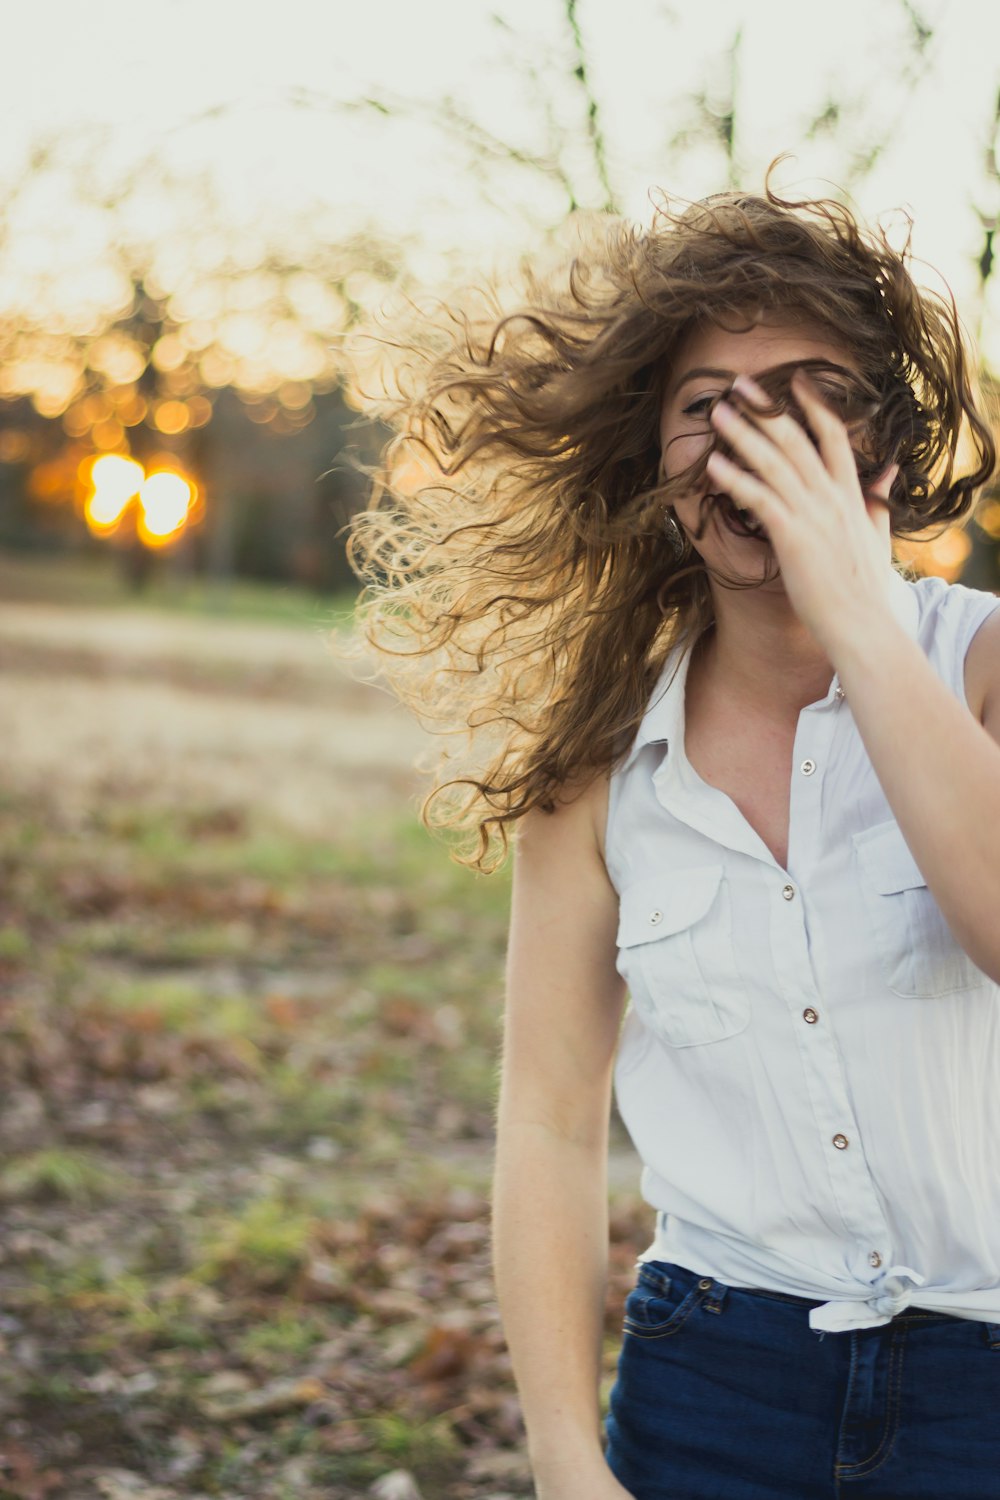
xmin=714 ymin=493 xmax=770 ymax=543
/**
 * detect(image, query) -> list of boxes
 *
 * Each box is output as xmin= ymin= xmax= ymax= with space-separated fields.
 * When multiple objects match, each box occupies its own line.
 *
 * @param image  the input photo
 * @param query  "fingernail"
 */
xmin=731 ymin=375 xmax=764 ymax=399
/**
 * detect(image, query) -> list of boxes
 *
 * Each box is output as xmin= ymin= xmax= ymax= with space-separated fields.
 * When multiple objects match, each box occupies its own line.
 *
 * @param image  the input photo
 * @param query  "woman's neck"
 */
xmin=695 ymin=587 xmax=836 ymax=719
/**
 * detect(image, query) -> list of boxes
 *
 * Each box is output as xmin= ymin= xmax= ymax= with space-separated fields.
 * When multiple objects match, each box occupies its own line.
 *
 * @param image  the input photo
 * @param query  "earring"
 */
xmin=663 ymin=507 xmax=689 ymax=562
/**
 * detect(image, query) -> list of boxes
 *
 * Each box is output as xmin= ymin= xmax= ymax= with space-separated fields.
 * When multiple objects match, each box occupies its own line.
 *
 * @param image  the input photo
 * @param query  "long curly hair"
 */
xmin=340 ymin=169 xmax=996 ymax=872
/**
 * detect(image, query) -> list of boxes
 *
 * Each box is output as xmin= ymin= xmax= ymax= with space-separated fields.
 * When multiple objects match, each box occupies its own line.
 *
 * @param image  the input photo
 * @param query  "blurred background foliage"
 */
xmin=2 ymin=0 xmax=1000 ymax=598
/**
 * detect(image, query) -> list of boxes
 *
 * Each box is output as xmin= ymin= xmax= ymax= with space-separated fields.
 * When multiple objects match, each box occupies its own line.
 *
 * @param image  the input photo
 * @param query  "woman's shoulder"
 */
xmin=516 ymin=768 xmax=613 ymax=870
xmin=902 ymin=568 xmax=999 ymax=647
xmin=905 ymin=570 xmax=1000 ymax=718
xmin=907 ymin=569 xmax=998 ymax=617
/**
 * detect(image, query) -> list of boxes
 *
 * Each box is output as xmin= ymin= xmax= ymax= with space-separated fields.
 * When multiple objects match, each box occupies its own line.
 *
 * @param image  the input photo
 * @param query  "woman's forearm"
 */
xmin=829 ymin=608 xmax=1000 ymax=981
xmin=492 ymin=1119 xmax=612 ymax=1482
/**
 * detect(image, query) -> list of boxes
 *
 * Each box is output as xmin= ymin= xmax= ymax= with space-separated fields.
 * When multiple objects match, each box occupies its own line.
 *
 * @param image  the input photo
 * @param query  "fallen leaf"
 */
xmin=408 ymin=1324 xmax=475 ymax=1382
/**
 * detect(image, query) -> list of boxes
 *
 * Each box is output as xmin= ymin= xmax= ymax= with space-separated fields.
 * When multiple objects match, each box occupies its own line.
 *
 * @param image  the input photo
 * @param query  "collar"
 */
xmin=617 ymin=566 xmax=921 ymax=776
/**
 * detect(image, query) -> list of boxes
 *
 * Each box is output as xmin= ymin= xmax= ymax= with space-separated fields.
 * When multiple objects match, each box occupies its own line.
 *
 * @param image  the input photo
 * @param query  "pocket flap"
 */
xmin=853 ymin=821 xmax=927 ymax=895
xmin=617 ymin=866 xmax=724 ymax=945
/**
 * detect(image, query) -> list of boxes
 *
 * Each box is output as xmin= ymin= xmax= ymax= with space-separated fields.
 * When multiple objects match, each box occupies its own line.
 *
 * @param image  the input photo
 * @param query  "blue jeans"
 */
xmin=604 ymin=1259 xmax=1000 ymax=1499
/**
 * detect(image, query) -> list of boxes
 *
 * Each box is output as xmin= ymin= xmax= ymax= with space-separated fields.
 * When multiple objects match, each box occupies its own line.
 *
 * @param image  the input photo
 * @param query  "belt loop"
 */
xmin=982 ymin=1322 xmax=1000 ymax=1350
xmin=702 ymin=1278 xmax=730 ymax=1315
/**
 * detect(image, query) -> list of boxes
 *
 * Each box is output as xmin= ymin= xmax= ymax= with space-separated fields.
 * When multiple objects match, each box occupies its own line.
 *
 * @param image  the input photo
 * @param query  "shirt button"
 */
xmin=834 ymin=684 xmax=846 ymax=700
xmin=800 ymin=759 xmax=816 ymax=776
xmin=832 ymin=1133 xmax=849 ymax=1150
xmin=802 ymin=1007 xmax=818 ymax=1024
xmin=649 ymin=909 xmax=663 ymax=925
xmin=869 ymin=1250 xmax=883 ymax=1268
xmin=781 ymin=883 xmax=796 ymax=901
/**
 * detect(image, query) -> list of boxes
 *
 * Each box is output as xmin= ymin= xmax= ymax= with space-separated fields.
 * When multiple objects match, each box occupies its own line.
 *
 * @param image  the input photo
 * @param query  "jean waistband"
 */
xmin=642 ymin=1259 xmax=950 ymax=1317
xmin=639 ymin=1260 xmax=1000 ymax=1341
xmin=643 ymin=1258 xmax=820 ymax=1308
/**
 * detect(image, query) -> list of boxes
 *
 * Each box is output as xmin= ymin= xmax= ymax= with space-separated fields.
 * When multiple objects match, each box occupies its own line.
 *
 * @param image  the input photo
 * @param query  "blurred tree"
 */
xmin=0 ymin=133 xmax=400 ymax=586
xmin=318 ymin=0 xmax=998 ymax=587
xmin=0 ymin=0 xmax=996 ymax=588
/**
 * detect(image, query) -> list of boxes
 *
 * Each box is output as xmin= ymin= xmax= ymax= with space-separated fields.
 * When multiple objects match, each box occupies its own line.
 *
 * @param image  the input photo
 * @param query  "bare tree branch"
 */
xmin=290 ymin=84 xmax=581 ymax=215
xmin=565 ymin=0 xmax=618 ymax=212
xmin=842 ymin=0 xmax=941 ymax=188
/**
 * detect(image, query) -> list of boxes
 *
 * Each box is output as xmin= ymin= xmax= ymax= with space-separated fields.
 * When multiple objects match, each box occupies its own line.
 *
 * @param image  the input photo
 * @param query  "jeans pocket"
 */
xmin=623 ymin=1264 xmax=711 ymax=1340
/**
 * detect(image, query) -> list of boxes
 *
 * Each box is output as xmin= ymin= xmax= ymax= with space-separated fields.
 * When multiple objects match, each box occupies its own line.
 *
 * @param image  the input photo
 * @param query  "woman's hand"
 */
xmin=705 ymin=369 xmax=899 ymax=658
xmin=533 ymin=1455 xmax=636 ymax=1500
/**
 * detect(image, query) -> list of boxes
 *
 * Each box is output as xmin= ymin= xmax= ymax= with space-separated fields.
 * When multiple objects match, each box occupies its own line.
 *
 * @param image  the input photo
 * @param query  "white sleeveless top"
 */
xmin=606 ymin=567 xmax=1000 ymax=1333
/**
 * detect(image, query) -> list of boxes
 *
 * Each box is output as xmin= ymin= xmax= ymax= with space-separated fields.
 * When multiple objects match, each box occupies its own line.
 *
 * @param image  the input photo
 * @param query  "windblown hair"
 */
xmin=342 ymin=168 xmax=996 ymax=872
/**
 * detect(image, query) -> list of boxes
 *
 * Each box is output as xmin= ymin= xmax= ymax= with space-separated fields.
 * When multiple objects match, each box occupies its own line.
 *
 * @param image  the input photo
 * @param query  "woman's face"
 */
xmin=659 ymin=312 xmax=861 ymax=586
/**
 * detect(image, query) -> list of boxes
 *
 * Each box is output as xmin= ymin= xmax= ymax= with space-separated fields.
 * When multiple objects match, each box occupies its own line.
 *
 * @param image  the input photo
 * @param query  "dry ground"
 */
xmin=0 ymin=595 xmax=430 ymax=837
xmin=0 ymin=559 xmax=645 ymax=1500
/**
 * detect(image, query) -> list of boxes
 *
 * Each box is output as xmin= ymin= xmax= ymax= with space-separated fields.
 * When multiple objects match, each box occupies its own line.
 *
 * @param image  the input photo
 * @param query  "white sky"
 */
xmin=2 ymin=0 xmax=1000 ymax=355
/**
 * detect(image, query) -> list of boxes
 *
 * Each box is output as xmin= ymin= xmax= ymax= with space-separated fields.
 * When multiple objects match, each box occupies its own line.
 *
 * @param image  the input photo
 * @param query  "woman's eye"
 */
xmin=682 ymin=395 xmax=716 ymax=418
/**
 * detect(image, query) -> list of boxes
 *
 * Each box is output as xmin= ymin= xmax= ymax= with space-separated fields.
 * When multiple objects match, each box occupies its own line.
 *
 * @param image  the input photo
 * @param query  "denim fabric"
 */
xmin=604 ymin=1260 xmax=1000 ymax=1499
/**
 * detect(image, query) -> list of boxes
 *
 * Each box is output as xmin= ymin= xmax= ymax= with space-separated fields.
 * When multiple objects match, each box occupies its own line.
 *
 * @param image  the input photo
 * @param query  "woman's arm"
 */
xmin=823 ymin=603 xmax=1000 ymax=984
xmin=708 ymin=373 xmax=1000 ymax=983
xmin=492 ymin=775 xmax=633 ymax=1500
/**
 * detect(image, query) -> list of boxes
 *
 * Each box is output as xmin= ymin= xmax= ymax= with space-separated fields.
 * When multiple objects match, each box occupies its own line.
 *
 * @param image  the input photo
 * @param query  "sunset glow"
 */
xmin=80 ymin=453 xmax=197 ymax=547
xmin=138 ymin=470 xmax=195 ymax=545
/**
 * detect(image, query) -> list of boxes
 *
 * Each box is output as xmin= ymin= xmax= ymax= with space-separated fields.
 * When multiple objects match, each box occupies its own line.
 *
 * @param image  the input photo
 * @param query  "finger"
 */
xmin=865 ymin=495 xmax=893 ymax=557
xmin=791 ymin=369 xmax=857 ymax=491
xmin=705 ymin=450 xmax=781 ymax=520
xmin=866 ymin=494 xmax=891 ymax=531
xmin=729 ymin=375 xmax=829 ymax=486
xmin=710 ymin=401 xmax=806 ymax=504
xmin=863 ymin=461 xmax=899 ymax=503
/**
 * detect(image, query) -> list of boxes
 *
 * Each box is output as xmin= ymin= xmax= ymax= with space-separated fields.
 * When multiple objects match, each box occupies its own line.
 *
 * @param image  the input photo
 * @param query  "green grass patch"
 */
xmin=236 ymin=1312 xmax=328 ymax=1365
xmin=76 ymin=917 xmax=262 ymax=965
xmin=0 ymin=923 xmax=30 ymax=961
xmin=324 ymin=1414 xmax=463 ymax=1490
xmin=315 ymin=1414 xmax=462 ymax=1491
xmin=0 ymin=1147 xmax=125 ymax=1205
xmin=97 ymin=976 xmax=264 ymax=1038
xmin=0 ymin=547 xmax=358 ymax=628
xmin=195 ymin=1194 xmax=314 ymax=1291
xmin=261 ymin=1067 xmax=363 ymax=1145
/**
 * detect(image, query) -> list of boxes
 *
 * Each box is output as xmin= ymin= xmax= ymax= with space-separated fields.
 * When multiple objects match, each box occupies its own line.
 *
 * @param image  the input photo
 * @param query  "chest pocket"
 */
xmin=615 ymin=866 xmax=750 ymax=1048
xmin=853 ymin=820 xmax=984 ymax=998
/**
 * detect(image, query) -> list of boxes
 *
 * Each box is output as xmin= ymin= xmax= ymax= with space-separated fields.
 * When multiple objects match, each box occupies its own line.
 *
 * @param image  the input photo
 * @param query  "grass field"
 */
xmin=0 ymin=549 xmax=645 ymax=1500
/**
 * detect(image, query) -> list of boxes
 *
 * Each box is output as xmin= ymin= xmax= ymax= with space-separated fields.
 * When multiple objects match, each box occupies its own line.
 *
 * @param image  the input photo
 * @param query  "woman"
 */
xmin=345 ymin=176 xmax=1000 ymax=1498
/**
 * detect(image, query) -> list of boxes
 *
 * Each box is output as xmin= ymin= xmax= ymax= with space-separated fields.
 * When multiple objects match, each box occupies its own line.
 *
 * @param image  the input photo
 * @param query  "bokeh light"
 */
xmin=78 ymin=452 xmax=198 ymax=547
xmin=152 ymin=399 xmax=191 ymax=434
xmin=81 ymin=453 xmax=145 ymax=534
xmin=895 ymin=526 xmax=974 ymax=582
xmin=137 ymin=469 xmax=195 ymax=546
xmin=975 ymin=499 xmax=1000 ymax=539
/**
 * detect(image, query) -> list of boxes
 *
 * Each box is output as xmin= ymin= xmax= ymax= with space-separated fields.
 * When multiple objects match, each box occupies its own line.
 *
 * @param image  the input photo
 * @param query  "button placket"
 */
xmin=788 ymin=696 xmax=834 ymax=873
xmin=770 ymin=881 xmax=891 ymax=1256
